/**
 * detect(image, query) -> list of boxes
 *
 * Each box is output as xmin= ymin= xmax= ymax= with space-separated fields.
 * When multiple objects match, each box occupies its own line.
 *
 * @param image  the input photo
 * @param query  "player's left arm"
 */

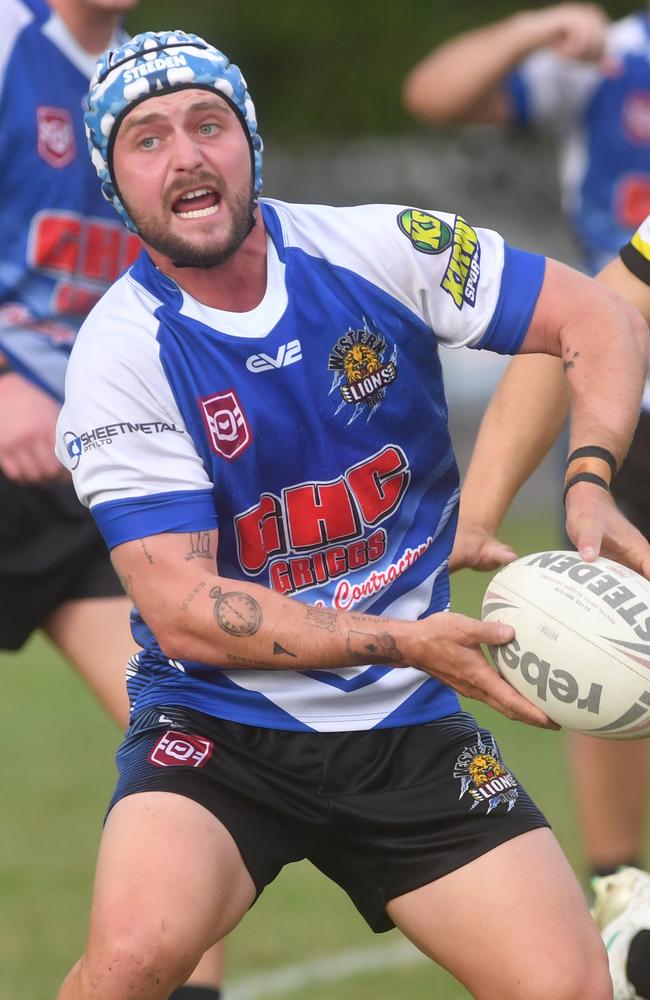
xmin=453 ymin=257 xmax=650 ymax=576
xmin=518 ymin=257 xmax=648 ymax=460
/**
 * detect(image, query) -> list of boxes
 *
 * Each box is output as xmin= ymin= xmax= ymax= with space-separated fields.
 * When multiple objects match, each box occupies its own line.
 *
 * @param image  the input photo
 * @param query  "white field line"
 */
xmin=224 ymin=938 xmax=428 ymax=998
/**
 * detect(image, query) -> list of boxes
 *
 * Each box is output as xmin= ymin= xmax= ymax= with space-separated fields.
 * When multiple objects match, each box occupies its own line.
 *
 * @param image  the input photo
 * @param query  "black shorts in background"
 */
xmin=109 ymin=707 xmax=549 ymax=933
xmin=613 ymin=409 xmax=650 ymax=539
xmin=0 ymin=472 xmax=122 ymax=650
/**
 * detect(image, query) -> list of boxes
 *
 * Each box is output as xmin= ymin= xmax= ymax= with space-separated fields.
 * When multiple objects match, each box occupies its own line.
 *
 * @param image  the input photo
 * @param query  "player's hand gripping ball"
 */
xmin=481 ymin=551 xmax=650 ymax=739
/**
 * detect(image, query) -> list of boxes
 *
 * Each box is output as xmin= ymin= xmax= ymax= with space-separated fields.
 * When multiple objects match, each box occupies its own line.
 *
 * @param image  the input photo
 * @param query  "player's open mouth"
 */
xmin=172 ymin=187 xmax=221 ymax=219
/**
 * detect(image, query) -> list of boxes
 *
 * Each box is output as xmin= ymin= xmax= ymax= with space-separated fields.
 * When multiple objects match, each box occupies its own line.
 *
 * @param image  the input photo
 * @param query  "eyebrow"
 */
xmin=121 ymin=99 xmax=232 ymax=135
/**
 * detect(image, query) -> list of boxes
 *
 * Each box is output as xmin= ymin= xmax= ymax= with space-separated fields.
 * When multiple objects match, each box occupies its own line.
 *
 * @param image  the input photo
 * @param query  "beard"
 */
xmin=124 ymin=178 xmax=256 ymax=270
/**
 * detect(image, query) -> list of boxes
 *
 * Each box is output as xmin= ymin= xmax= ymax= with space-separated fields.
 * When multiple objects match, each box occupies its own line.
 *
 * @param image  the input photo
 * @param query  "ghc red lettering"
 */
xmin=235 ymin=445 xmax=410 ymax=590
xmin=29 ymin=211 xmax=141 ymax=285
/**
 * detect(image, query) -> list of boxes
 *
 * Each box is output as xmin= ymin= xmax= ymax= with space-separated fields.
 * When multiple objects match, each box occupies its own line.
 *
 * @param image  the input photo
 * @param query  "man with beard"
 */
xmin=54 ymin=28 xmax=650 ymax=1000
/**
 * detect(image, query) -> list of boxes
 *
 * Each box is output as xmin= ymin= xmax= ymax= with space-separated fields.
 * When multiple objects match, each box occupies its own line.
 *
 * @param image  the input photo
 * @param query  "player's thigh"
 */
xmin=387 ymin=827 xmax=611 ymax=1000
xmin=88 ymin=791 xmax=255 ymax=966
xmin=43 ymin=595 xmax=134 ymax=728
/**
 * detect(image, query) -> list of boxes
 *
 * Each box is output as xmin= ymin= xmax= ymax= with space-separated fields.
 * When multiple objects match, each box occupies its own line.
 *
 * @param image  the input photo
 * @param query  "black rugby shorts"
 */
xmin=109 ymin=706 xmax=548 ymax=931
xmin=0 ymin=473 xmax=123 ymax=649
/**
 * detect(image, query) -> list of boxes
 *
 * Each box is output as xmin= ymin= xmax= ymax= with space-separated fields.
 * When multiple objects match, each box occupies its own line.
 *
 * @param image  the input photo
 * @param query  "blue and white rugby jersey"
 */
xmin=57 ymin=200 xmax=545 ymax=732
xmin=506 ymin=10 xmax=650 ymax=274
xmin=0 ymin=0 xmax=138 ymax=399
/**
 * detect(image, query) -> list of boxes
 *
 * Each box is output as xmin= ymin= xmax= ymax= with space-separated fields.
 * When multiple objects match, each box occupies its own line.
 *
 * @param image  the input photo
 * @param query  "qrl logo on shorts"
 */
xmin=36 ymin=106 xmax=76 ymax=167
xmin=199 ymin=389 xmax=252 ymax=460
xmin=149 ymin=730 xmax=214 ymax=768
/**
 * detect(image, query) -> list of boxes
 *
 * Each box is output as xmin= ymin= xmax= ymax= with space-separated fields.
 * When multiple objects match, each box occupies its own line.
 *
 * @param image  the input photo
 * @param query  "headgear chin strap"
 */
xmin=85 ymin=29 xmax=263 ymax=232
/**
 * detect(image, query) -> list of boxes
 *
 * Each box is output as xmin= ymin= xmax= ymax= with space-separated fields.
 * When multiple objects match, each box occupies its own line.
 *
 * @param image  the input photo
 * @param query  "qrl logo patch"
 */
xmin=200 ymin=389 xmax=252 ymax=460
xmin=622 ymin=92 xmax=650 ymax=144
xmin=149 ymin=730 xmax=213 ymax=768
xmin=37 ymin=107 xmax=76 ymax=167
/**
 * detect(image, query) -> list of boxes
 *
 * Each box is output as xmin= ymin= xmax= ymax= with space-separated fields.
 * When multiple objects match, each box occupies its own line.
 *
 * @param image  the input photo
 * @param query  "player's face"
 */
xmin=113 ymin=89 xmax=255 ymax=268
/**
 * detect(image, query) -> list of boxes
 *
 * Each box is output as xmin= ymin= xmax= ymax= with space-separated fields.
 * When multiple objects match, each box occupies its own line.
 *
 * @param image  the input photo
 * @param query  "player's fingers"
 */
xmin=476 ymin=619 xmax=515 ymax=646
xmin=467 ymin=666 xmax=559 ymax=730
xmin=477 ymin=540 xmax=518 ymax=571
xmin=568 ymin=517 xmax=603 ymax=563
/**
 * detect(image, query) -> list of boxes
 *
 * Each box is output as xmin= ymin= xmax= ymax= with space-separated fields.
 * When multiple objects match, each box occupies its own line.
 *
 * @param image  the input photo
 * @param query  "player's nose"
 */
xmin=170 ymin=129 xmax=204 ymax=171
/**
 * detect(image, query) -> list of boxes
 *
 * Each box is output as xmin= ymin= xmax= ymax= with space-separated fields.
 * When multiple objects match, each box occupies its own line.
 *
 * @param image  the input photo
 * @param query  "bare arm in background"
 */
xmin=402 ymin=3 xmax=609 ymax=125
xmin=0 ymin=368 xmax=67 ymax=483
xmin=450 ymin=256 xmax=650 ymax=575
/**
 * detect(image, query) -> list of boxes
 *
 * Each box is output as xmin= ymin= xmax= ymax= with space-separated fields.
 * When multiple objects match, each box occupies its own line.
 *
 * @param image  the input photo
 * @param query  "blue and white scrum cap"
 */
xmin=85 ymin=29 xmax=263 ymax=231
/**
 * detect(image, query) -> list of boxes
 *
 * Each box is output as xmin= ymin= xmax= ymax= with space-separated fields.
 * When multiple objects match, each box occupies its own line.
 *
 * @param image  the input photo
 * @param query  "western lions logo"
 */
xmin=454 ymin=735 xmax=519 ymax=813
xmin=397 ymin=208 xmax=452 ymax=254
xmin=328 ymin=327 xmax=397 ymax=414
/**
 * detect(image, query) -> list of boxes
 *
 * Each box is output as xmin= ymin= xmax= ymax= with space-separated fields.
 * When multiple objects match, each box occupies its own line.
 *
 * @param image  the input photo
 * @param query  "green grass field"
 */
xmin=0 ymin=515 xmax=631 ymax=999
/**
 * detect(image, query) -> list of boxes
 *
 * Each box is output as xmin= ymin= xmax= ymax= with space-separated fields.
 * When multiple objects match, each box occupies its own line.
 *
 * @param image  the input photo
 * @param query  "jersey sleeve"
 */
xmin=55 ymin=284 xmax=216 ymax=550
xmin=620 ymin=216 xmax=650 ymax=286
xmin=270 ymin=201 xmax=546 ymax=357
xmin=387 ymin=206 xmax=546 ymax=354
xmin=504 ymin=51 xmax=597 ymax=131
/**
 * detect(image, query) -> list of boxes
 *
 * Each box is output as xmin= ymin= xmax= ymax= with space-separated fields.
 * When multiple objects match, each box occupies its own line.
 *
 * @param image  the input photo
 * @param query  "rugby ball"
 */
xmin=481 ymin=551 xmax=650 ymax=739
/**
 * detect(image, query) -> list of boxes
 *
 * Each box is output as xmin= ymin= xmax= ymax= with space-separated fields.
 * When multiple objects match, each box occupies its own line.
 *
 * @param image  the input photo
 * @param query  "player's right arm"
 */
xmin=109 ymin=526 xmax=555 ymax=730
xmin=402 ymin=3 xmax=609 ymax=125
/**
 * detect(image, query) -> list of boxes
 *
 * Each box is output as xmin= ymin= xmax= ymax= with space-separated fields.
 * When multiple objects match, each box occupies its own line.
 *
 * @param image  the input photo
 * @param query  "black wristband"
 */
xmin=563 ymin=471 xmax=610 ymax=505
xmin=566 ymin=446 xmax=617 ymax=478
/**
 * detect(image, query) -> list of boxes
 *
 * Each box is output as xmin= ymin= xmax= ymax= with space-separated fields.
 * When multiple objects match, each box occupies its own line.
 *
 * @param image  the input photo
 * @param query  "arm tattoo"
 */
xmin=227 ymin=653 xmax=281 ymax=670
xmin=140 ymin=538 xmax=154 ymax=564
xmin=345 ymin=630 xmax=404 ymax=664
xmin=179 ymin=580 xmax=207 ymax=611
xmin=210 ymin=586 xmax=262 ymax=637
xmin=273 ymin=641 xmax=297 ymax=657
xmin=305 ymin=606 xmax=337 ymax=633
xmin=563 ymin=348 xmax=580 ymax=373
xmin=185 ymin=531 xmax=212 ymax=562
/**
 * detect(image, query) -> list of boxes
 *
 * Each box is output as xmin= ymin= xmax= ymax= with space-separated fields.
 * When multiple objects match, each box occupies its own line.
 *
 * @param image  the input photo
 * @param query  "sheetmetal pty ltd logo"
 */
xmin=453 ymin=733 xmax=519 ymax=814
xmin=328 ymin=327 xmax=397 ymax=418
xmin=64 ymin=420 xmax=183 ymax=469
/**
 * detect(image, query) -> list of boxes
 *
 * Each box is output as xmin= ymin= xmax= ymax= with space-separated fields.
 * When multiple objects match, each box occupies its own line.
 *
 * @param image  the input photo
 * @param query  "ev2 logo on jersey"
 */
xmin=246 ymin=339 xmax=302 ymax=373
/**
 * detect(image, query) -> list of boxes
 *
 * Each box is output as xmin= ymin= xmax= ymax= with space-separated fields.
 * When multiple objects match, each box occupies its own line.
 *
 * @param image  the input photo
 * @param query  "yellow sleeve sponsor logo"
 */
xmin=441 ymin=216 xmax=481 ymax=310
xmin=397 ymin=209 xmax=452 ymax=254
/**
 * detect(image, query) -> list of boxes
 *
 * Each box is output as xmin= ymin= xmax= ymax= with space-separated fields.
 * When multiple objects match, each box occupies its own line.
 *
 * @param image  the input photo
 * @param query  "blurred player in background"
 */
xmin=52 ymin=26 xmax=650 ymax=1000
xmin=448 ymin=217 xmax=650 ymax=1000
xmin=1 ymin=2 xmax=223 ymax=997
xmin=403 ymin=0 xmax=650 ymax=906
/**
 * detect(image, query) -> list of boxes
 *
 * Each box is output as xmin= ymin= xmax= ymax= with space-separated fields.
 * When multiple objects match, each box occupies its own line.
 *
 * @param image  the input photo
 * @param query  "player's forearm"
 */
xmin=458 ymin=354 xmax=568 ymax=534
xmin=161 ymin=573 xmax=419 ymax=672
xmin=403 ymin=10 xmax=563 ymax=125
xmin=114 ymin=535 xmax=420 ymax=672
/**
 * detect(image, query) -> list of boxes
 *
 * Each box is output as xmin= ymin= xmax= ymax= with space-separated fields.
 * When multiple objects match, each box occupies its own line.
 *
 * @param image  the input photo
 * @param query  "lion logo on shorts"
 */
xmin=454 ymin=735 xmax=519 ymax=814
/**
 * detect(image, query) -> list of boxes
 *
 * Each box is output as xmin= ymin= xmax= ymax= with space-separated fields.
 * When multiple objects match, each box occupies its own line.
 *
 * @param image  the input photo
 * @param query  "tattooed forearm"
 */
xmin=179 ymin=580 xmax=207 ymax=611
xmin=210 ymin=586 xmax=262 ymax=636
xmin=185 ymin=531 xmax=213 ymax=562
xmin=563 ymin=348 xmax=580 ymax=373
xmin=305 ymin=606 xmax=338 ymax=633
xmin=345 ymin=630 xmax=404 ymax=664
xmin=140 ymin=538 xmax=154 ymax=564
